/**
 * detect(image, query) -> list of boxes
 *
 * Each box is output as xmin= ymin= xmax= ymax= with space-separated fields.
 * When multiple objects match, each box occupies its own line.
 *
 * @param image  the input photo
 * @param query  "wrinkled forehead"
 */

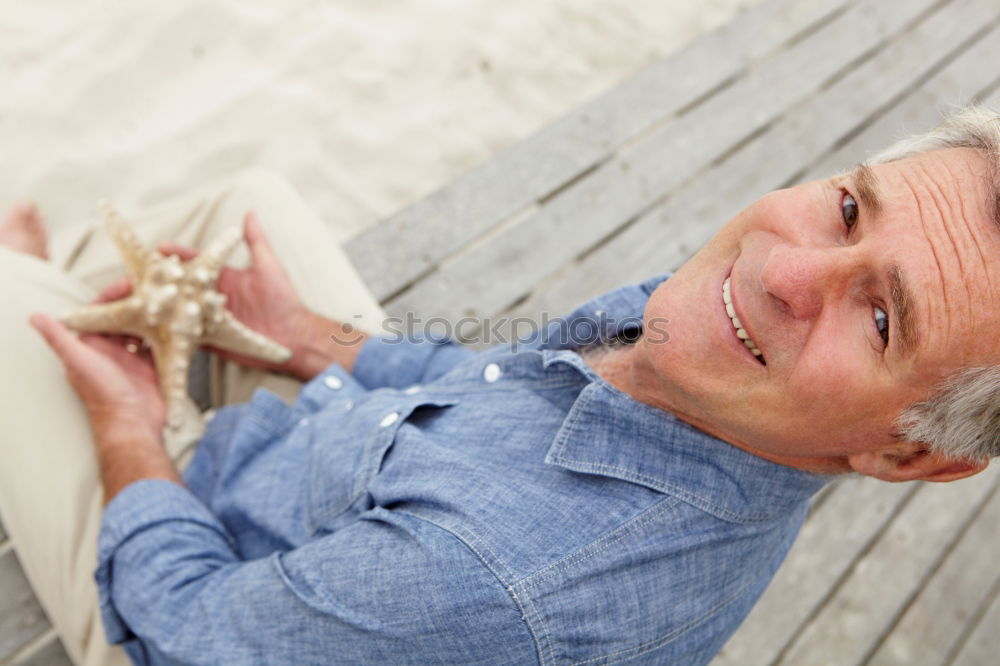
xmin=873 ymin=148 xmax=1000 ymax=372
xmin=875 ymin=146 xmax=998 ymax=210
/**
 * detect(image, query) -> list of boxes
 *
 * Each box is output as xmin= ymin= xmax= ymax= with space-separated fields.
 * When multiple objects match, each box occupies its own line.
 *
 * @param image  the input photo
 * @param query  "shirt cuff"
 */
xmin=352 ymin=335 xmax=475 ymax=390
xmin=95 ymin=479 xmax=235 ymax=644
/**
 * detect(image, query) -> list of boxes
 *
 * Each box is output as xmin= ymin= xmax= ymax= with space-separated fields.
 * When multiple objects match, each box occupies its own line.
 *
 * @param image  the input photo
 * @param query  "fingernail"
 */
xmin=28 ymin=313 xmax=44 ymax=329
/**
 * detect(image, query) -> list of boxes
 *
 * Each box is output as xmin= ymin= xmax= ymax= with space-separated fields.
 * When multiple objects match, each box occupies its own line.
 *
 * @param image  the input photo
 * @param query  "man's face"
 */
xmin=639 ymin=147 xmax=1000 ymax=460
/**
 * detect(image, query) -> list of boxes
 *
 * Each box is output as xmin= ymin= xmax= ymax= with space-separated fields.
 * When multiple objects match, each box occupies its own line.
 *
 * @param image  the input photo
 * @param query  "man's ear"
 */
xmin=847 ymin=444 xmax=988 ymax=483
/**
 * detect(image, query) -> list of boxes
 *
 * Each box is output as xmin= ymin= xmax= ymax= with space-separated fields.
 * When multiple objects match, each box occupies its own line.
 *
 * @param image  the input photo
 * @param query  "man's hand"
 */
xmin=185 ymin=212 xmax=368 ymax=379
xmin=106 ymin=212 xmax=367 ymax=381
xmin=30 ymin=314 xmax=165 ymax=442
xmin=30 ymin=312 xmax=180 ymax=502
xmin=165 ymin=212 xmax=317 ymax=373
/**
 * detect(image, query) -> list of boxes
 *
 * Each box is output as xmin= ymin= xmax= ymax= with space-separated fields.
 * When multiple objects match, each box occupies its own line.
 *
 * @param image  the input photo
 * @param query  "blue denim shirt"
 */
xmin=96 ymin=275 xmax=828 ymax=665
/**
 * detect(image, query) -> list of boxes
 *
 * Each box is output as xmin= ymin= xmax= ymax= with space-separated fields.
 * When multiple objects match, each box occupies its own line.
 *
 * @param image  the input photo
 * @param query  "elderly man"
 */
xmin=2 ymin=106 xmax=999 ymax=665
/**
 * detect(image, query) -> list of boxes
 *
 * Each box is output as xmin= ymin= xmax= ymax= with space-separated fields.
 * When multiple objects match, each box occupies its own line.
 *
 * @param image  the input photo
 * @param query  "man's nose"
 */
xmin=759 ymin=245 xmax=853 ymax=320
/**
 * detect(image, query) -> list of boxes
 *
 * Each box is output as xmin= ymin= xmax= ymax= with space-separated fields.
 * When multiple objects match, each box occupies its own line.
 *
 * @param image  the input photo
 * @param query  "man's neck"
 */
xmin=580 ymin=341 xmax=851 ymax=476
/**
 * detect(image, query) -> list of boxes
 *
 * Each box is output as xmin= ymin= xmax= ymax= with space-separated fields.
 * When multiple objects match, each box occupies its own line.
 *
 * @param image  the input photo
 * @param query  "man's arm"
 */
xmin=283 ymin=309 xmax=367 ymax=379
xmin=96 ymin=481 xmax=537 ymax=663
xmin=32 ymin=302 xmax=525 ymax=662
xmin=91 ymin=419 xmax=180 ymax=504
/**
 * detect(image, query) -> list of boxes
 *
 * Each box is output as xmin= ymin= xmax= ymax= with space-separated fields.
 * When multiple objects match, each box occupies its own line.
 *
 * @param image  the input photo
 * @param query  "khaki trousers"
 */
xmin=0 ymin=170 xmax=385 ymax=666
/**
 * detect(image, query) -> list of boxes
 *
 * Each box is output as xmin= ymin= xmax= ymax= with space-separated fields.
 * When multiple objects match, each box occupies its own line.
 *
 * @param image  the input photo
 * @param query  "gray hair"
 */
xmin=870 ymin=106 xmax=1000 ymax=460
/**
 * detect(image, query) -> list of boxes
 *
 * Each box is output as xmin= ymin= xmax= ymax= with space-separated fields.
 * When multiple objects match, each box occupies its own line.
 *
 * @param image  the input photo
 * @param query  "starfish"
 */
xmin=62 ymin=202 xmax=292 ymax=430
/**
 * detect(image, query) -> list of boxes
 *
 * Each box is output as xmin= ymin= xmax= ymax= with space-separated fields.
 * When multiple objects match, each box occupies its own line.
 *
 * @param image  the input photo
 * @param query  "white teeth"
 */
xmin=722 ymin=277 xmax=764 ymax=362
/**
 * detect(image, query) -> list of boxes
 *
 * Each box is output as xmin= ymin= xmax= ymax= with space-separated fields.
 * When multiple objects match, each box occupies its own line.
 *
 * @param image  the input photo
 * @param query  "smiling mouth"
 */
xmin=723 ymin=277 xmax=765 ymax=365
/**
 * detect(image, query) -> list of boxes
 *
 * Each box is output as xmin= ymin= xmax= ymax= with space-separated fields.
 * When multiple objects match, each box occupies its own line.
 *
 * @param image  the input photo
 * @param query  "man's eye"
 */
xmin=842 ymin=192 xmax=859 ymax=230
xmin=874 ymin=305 xmax=889 ymax=347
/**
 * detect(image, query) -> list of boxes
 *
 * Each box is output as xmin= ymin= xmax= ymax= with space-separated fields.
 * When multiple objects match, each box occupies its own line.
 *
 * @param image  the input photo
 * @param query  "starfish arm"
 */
xmin=203 ymin=311 xmax=292 ymax=364
xmin=102 ymin=201 xmax=154 ymax=282
xmin=149 ymin=335 xmax=196 ymax=431
xmin=61 ymin=298 xmax=147 ymax=338
xmin=192 ymin=226 xmax=242 ymax=280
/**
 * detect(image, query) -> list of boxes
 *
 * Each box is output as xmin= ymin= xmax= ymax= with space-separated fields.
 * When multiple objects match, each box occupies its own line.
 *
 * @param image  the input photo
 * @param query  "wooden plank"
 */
xmin=777 ymin=466 xmax=1000 ymax=665
xmin=11 ymin=635 xmax=73 ymax=666
xmin=867 ymin=483 xmax=1000 ymax=665
xmin=710 ymin=478 xmax=917 ymax=666
xmin=0 ymin=551 xmax=50 ymax=661
xmin=951 ymin=583 xmax=1000 ymax=666
xmin=344 ymin=0 xmax=854 ymax=303
xmin=800 ymin=31 xmax=1000 ymax=182
xmin=386 ymin=0 xmax=945 ymax=324
xmin=507 ymin=0 xmax=1000 ymax=327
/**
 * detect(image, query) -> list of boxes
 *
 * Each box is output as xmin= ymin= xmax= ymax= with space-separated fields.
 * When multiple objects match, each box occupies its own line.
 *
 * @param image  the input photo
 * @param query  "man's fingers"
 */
xmin=95 ymin=277 xmax=133 ymax=303
xmin=157 ymin=242 xmax=198 ymax=261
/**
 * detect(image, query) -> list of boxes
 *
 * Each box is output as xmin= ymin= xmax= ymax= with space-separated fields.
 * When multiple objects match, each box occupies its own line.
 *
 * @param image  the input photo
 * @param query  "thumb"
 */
xmin=244 ymin=211 xmax=281 ymax=270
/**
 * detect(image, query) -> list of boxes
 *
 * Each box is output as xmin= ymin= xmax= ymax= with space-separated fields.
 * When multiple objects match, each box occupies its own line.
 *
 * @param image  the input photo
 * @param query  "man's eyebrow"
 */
xmin=889 ymin=264 xmax=918 ymax=358
xmin=852 ymin=162 xmax=884 ymax=215
xmin=847 ymin=162 xmax=882 ymax=215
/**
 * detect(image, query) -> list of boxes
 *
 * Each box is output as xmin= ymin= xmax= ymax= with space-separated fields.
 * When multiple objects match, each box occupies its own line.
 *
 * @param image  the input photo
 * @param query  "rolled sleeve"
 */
xmin=96 ymin=479 xmax=238 ymax=644
xmin=352 ymin=335 xmax=475 ymax=390
xmin=95 ymin=483 xmax=536 ymax=664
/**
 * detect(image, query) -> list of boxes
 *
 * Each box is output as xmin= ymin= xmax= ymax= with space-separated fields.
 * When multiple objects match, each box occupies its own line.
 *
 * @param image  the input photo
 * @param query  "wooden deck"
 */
xmin=4 ymin=0 xmax=1000 ymax=662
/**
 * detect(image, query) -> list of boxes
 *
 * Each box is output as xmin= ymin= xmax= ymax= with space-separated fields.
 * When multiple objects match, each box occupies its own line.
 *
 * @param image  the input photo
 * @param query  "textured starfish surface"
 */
xmin=63 ymin=202 xmax=292 ymax=430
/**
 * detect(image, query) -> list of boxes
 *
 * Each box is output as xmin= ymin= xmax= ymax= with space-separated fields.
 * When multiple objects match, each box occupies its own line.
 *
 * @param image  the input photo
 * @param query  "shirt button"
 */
xmin=403 ymin=385 xmax=421 ymax=395
xmin=483 ymin=363 xmax=502 ymax=383
xmin=298 ymin=417 xmax=310 ymax=427
xmin=344 ymin=400 xmax=354 ymax=411
xmin=379 ymin=412 xmax=399 ymax=428
xmin=324 ymin=375 xmax=343 ymax=390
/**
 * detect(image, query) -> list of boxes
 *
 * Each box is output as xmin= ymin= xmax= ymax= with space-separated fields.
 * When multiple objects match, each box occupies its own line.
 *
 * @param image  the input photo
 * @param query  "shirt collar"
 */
xmin=541 ymin=349 xmax=829 ymax=523
xmin=536 ymin=273 xmax=667 ymax=351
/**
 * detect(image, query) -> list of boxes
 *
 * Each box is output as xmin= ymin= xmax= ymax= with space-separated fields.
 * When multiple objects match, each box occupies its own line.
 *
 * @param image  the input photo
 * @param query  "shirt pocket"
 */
xmin=303 ymin=396 xmax=456 ymax=534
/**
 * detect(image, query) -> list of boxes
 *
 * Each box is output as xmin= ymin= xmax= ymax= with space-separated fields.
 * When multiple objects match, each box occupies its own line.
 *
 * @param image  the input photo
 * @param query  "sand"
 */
xmin=0 ymin=0 xmax=762 ymax=244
